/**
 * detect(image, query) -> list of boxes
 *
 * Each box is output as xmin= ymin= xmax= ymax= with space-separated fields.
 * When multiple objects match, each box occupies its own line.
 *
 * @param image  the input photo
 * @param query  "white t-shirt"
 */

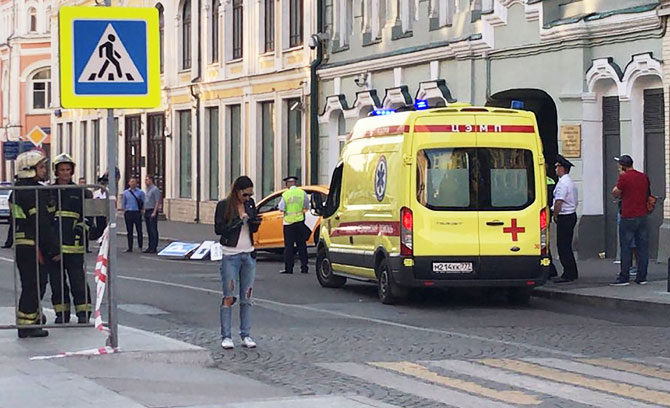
xmin=222 ymin=219 xmax=254 ymax=256
xmin=552 ymin=174 xmax=578 ymax=215
xmin=93 ymin=188 xmax=108 ymax=199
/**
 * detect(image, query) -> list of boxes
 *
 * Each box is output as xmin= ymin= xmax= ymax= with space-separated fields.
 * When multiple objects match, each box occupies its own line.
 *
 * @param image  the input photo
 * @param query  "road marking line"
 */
xmin=321 ymin=362 xmax=517 ymax=408
xmin=580 ymin=358 xmax=670 ymax=381
xmin=0 ymin=256 xmax=14 ymax=263
xmin=370 ymin=361 xmax=540 ymax=405
xmin=429 ymin=360 xmax=662 ymax=408
xmin=524 ymin=358 xmax=670 ymax=392
xmin=479 ymin=359 xmax=670 ymax=406
xmin=93 ymin=273 xmax=581 ymax=358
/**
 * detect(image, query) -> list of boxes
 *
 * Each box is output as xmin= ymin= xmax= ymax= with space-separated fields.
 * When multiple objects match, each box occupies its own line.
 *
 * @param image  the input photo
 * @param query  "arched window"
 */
xmin=182 ymin=0 xmax=192 ymax=70
xmin=232 ymin=0 xmax=243 ymax=59
xmin=28 ymin=7 xmax=37 ymax=33
xmin=31 ymin=68 xmax=51 ymax=110
xmin=211 ymin=0 xmax=220 ymax=62
xmin=156 ymin=3 xmax=164 ymax=73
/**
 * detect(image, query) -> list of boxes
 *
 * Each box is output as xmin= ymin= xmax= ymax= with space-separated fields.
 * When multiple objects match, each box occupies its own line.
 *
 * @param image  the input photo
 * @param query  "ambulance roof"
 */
xmin=346 ymin=106 xmax=535 ymax=143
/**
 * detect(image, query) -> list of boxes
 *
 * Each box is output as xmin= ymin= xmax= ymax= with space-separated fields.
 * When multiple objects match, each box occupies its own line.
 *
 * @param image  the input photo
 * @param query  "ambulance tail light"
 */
xmin=540 ymin=208 xmax=548 ymax=256
xmin=400 ymin=207 xmax=413 ymax=256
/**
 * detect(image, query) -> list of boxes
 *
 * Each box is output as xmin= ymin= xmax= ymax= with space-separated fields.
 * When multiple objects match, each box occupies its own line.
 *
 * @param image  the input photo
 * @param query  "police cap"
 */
xmin=283 ymin=176 xmax=299 ymax=182
xmin=555 ymin=154 xmax=574 ymax=169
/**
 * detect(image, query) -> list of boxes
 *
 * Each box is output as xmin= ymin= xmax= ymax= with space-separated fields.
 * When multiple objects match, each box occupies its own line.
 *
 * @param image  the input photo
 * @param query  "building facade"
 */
xmin=0 ymin=0 xmax=53 ymax=180
xmin=51 ymin=0 xmax=316 ymax=224
xmin=316 ymin=0 xmax=669 ymax=261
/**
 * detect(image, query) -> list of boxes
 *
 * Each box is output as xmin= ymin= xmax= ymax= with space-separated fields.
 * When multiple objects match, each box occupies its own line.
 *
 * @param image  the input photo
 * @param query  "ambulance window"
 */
xmin=417 ymin=148 xmax=474 ymax=210
xmin=324 ymin=163 xmax=343 ymax=217
xmin=479 ymin=148 xmax=535 ymax=210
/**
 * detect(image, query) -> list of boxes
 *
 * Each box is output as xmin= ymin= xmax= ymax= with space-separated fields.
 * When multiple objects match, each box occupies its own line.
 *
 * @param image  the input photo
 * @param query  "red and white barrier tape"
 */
xmin=94 ymin=227 xmax=110 ymax=334
xmin=30 ymin=228 xmax=117 ymax=361
xmin=30 ymin=346 xmax=118 ymax=360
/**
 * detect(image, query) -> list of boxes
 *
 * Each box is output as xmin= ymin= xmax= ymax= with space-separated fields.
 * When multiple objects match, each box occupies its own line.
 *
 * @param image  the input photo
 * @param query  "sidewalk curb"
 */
xmin=533 ymin=286 xmax=670 ymax=314
xmin=116 ymin=231 xmax=181 ymax=243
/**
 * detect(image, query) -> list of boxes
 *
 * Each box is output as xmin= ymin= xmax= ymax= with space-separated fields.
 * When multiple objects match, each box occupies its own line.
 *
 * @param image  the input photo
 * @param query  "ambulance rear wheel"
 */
xmin=316 ymin=247 xmax=346 ymax=288
xmin=377 ymin=258 xmax=408 ymax=305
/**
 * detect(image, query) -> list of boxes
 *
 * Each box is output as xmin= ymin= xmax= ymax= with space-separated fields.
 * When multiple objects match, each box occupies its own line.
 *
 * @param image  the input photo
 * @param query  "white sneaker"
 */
xmin=221 ymin=338 xmax=234 ymax=349
xmin=241 ymin=336 xmax=257 ymax=348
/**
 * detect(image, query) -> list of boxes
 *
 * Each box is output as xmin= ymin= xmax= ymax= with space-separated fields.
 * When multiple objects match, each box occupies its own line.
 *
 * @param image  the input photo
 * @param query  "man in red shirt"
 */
xmin=610 ymin=155 xmax=650 ymax=286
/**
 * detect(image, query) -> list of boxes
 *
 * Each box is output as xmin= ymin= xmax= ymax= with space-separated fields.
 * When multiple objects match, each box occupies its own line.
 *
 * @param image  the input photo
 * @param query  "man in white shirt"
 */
xmin=552 ymin=154 xmax=579 ymax=283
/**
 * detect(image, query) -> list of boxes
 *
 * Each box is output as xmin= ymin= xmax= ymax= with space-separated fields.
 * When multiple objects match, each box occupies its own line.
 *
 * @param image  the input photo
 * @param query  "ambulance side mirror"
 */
xmin=311 ymin=192 xmax=326 ymax=216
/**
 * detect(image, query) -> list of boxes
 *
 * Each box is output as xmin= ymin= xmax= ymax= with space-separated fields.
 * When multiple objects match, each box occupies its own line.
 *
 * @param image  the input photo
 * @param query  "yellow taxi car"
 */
xmin=253 ymin=185 xmax=329 ymax=251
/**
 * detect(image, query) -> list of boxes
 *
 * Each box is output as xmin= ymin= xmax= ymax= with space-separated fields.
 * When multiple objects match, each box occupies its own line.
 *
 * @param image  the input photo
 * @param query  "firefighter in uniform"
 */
xmin=48 ymin=153 xmax=92 ymax=324
xmin=279 ymin=176 xmax=310 ymax=274
xmin=13 ymin=150 xmax=60 ymax=338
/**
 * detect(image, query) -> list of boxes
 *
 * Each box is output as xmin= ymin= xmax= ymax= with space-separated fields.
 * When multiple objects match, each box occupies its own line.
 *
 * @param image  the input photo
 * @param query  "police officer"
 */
xmin=13 ymin=150 xmax=60 ymax=338
xmin=552 ymin=154 xmax=579 ymax=283
xmin=48 ymin=153 xmax=92 ymax=324
xmin=546 ymin=174 xmax=558 ymax=278
xmin=279 ymin=176 xmax=310 ymax=274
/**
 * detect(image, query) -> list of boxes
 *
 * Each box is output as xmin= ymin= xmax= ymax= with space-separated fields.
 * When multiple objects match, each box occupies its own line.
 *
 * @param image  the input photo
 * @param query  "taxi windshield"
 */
xmin=417 ymin=147 xmax=535 ymax=211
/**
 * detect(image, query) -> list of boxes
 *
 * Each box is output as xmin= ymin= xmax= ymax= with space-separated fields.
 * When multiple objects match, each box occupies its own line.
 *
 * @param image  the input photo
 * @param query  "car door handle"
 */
xmin=486 ymin=221 xmax=504 ymax=226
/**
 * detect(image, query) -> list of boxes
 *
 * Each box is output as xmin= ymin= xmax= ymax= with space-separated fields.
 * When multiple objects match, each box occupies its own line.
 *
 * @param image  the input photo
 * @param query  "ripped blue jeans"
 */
xmin=219 ymin=252 xmax=256 ymax=339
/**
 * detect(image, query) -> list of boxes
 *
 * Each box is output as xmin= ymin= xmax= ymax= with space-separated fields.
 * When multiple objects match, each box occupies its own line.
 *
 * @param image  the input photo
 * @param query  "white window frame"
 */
xmin=28 ymin=7 xmax=37 ymax=33
xmin=208 ymin=0 xmax=221 ymax=64
xmin=28 ymin=68 xmax=51 ymax=114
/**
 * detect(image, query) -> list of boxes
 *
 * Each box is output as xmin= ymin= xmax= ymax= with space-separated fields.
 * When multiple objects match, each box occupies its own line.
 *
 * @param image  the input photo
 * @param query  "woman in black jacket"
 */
xmin=214 ymin=176 xmax=261 ymax=349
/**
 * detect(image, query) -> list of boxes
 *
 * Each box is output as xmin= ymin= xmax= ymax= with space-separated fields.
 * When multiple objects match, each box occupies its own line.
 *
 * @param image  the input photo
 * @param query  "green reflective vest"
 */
xmin=282 ymin=188 xmax=306 ymax=225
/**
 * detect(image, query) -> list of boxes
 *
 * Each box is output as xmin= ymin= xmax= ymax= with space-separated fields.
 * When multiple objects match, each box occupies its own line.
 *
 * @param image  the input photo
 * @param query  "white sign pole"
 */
xmin=104 ymin=0 xmax=118 ymax=349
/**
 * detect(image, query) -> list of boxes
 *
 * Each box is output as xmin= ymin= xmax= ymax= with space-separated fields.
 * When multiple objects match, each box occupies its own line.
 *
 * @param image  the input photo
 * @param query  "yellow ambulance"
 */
xmin=311 ymin=105 xmax=550 ymax=304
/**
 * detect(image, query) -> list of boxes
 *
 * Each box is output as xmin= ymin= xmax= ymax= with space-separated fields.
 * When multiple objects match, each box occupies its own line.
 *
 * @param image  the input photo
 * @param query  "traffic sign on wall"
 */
xmin=59 ymin=7 xmax=160 ymax=108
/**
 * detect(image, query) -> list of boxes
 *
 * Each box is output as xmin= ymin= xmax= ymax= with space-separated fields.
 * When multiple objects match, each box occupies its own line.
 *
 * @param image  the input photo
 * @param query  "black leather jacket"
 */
xmin=214 ymin=198 xmax=261 ymax=247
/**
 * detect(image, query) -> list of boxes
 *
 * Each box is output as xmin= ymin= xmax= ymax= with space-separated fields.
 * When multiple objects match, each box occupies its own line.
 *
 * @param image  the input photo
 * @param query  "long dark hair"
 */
xmin=224 ymin=176 xmax=254 ymax=223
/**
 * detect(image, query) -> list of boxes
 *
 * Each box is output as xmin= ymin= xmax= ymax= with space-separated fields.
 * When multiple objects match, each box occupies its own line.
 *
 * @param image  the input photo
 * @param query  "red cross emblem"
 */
xmin=503 ymin=219 xmax=525 ymax=241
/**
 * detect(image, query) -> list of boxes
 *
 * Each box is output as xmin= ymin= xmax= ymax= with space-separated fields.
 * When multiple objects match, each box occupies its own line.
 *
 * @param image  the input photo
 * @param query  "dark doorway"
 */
xmin=487 ymin=89 xmax=559 ymax=179
xmin=603 ymin=96 xmax=621 ymax=258
xmin=124 ymin=115 xmax=142 ymax=188
xmin=644 ymin=88 xmax=665 ymax=260
xmin=147 ymin=113 xmax=166 ymax=213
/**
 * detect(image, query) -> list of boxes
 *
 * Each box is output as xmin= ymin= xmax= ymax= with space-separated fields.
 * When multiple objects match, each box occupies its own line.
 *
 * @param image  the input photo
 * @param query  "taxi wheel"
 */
xmin=507 ymin=287 xmax=532 ymax=306
xmin=316 ymin=247 xmax=346 ymax=288
xmin=377 ymin=258 xmax=408 ymax=305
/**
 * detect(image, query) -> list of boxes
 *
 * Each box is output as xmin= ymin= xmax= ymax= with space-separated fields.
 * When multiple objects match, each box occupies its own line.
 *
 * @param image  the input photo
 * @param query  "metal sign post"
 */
xmin=59 ymin=3 xmax=160 ymax=349
xmin=106 ymin=108 xmax=118 ymax=348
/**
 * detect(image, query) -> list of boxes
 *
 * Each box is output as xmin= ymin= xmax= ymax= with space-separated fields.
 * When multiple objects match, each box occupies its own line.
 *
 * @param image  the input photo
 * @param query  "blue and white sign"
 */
xmin=59 ymin=7 xmax=160 ymax=108
xmin=73 ymin=20 xmax=147 ymax=95
xmin=3 ymin=142 xmax=19 ymax=160
xmin=158 ymin=242 xmax=200 ymax=258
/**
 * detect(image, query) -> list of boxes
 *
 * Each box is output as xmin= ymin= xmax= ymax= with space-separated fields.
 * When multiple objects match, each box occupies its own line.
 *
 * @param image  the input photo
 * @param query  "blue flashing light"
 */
xmin=372 ymin=109 xmax=397 ymax=116
xmin=511 ymin=100 xmax=525 ymax=110
xmin=414 ymin=99 xmax=429 ymax=110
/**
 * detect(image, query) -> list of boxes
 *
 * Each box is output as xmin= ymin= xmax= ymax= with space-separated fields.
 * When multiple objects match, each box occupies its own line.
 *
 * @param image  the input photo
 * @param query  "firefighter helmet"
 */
xmin=52 ymin=153 xmax=76 ymax=173
xmin=15 ymin=150 xmax=48 ymax=179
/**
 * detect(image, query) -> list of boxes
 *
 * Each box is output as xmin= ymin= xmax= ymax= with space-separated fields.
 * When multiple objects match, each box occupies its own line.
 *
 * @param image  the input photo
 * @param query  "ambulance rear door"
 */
xmin=475 ymin=113 xmax=545 ymax=280
xmin=411 ymin=113 xmax=480 ymax=280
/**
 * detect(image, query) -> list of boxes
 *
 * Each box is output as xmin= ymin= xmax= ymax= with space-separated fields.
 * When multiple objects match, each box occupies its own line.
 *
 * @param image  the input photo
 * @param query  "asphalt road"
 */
xmin=1 ymin=243 xmax=670 ymax=408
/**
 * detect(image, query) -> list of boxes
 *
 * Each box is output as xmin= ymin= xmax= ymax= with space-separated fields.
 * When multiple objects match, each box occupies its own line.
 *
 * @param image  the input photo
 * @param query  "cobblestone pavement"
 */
xmin=2 ymin=245 xmax=670 ymax=408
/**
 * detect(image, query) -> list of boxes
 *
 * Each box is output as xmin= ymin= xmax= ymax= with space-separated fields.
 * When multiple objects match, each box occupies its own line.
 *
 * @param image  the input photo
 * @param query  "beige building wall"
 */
xmin=52 ymin=0 xmax=316 ymax=224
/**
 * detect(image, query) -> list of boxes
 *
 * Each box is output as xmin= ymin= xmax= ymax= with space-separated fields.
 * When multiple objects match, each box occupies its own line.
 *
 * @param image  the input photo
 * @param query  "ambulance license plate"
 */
xmin=433 ymin=262 xmax=473 ymax=274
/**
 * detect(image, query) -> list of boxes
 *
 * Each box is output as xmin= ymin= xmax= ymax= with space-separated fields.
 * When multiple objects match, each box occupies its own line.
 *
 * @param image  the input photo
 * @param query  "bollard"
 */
xmin=667 ymin=257 xmax=670 ymax=293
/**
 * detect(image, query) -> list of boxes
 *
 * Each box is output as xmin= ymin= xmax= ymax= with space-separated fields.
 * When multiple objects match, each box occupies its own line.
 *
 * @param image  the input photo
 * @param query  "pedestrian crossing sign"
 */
xmin=59 ymin=7 xmax=160 ymax=108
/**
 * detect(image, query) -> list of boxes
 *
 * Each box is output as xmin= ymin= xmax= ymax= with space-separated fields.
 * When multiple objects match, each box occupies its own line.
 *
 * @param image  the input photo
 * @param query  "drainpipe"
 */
xmin=192 ymin=0 xmax=202 ymax=223
xmin=309 ymin=0 xmax=324 ymax=185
